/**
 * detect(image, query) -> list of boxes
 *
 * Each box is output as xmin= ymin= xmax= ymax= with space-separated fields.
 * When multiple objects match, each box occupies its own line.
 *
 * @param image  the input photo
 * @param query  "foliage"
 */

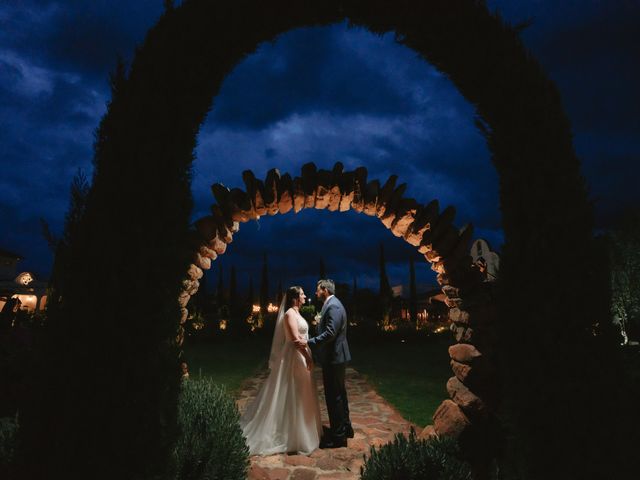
xmin=173 ymin=378 xmax=249 ymax=480
xmin=361 ymin=429 xmax=472 ymax=480
xmin=0 ymin=415 xmax=18 ymax=473
xmin=608 ymin=209 xmax=640 ymax=343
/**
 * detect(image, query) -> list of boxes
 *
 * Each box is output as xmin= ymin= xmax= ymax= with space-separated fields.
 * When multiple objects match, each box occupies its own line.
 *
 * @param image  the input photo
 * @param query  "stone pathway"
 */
xmin=236 ymin=367 xmax=418 ymax=480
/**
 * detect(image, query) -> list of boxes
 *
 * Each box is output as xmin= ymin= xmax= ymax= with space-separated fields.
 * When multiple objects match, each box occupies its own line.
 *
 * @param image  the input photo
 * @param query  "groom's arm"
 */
xmin=307 ymin=305 xmax=342 ymax=348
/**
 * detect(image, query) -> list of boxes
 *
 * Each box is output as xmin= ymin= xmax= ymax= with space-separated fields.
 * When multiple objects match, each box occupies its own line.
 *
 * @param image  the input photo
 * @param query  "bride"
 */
xmin=240 ymin=286 xmax=323 ymax=455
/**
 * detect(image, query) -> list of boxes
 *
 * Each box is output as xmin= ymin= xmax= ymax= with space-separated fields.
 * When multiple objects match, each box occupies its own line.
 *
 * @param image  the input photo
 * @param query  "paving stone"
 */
xmin=237 ymin=367 xmax=421 ymax=480
xmin=290 ymin=468 xmax=318 ymax=480
xmin=316 ymin=456 xmax=345 ymax=471
xmin=285 ymin=455 xmax=316 ymax=467
xmin=266 ymin=468 xmax=290 ymax=480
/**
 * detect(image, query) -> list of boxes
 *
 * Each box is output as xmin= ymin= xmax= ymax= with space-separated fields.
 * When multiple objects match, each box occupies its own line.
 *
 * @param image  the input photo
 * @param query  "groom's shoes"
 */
xmin=345 ymin=424 xmax=355 ymax=439
xmin=319 ymin=435 xmax=348 ymax=449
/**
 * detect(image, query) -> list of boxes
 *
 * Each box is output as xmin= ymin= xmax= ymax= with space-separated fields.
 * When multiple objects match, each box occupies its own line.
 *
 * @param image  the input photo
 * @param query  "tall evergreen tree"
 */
xmin=276 ymin=280 xmax=283 ymax=307
xmin=319 ymin=257 xmax=326 ymax=279
xmin=217 ymin=264 xmax=225 ymax=308
xmin=229 ymin=265 xmax=237 ymax=318
xmin=409 ymin=257 xmax=418 ymax=324
xmin=260 ymin=253 xmax=269 ymax=314
xmin=379 ymin=243 xmax=393 ymax=323
xmin=379 ymin=243 xmax=392 ymax=296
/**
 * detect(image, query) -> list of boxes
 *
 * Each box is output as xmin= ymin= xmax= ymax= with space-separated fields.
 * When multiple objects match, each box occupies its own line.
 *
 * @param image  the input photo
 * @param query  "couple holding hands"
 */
xmin=240 ymin=279 xmax=353 ymax=455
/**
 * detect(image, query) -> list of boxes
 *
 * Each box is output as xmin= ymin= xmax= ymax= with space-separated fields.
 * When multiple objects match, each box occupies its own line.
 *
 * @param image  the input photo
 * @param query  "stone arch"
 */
xmin=179 ymin=161 xmax=493 ymax=445
xmin=61 ymin=0 xmax=593 ymax=476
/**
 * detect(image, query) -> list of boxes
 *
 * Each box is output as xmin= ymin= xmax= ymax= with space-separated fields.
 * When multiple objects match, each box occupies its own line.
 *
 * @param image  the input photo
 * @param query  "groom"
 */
xmin=296 ymin=279 xmax=353 ymax=448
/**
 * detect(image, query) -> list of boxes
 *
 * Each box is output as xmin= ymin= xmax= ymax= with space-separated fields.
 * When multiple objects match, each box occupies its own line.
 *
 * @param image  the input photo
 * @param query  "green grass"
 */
xmin=183 ymin=333 xmax=453 ymax=427
xmin=183 ymin=336 xmax=271 ymax=395
xmin=350 ymin=335 xmax=453 ymax=427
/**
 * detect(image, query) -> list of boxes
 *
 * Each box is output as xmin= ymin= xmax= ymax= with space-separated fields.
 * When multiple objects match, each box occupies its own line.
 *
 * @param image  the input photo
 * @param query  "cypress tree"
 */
xmin=216 ymin=264 xmax=225 ymax=309
xmin=319 ymin=257 xmax=326 ymax=279
xmin=229 ymin=265 xmax=237 ymax=318
xmin=379 ymin=243 xmax=393 ymax=324
xmin=260 ymin=253 xmax=269 ymax=314
xmin=409 ymin=257 xmax=417 ymax=324
xmin=247 ymin=275 xmax=254 ymax=309
xmin=276 ymin=280 xmax=283 ymax=307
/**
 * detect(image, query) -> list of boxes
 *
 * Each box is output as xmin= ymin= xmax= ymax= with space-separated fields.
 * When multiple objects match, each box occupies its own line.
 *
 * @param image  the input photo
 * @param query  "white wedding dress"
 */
xmin=240 ymin=307 xmax=322 ymax=455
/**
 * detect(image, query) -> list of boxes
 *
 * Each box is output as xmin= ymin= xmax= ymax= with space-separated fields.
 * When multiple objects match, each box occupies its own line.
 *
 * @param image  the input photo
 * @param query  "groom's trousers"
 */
xmin=322 ymin=362 xmax=351 ymax=438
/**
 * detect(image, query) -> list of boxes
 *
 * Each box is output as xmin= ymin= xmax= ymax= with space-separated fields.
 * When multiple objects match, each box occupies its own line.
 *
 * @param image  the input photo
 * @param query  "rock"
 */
xmin=419 ymin=424 xmax=438 ymax=440
xmin=247 ymin=464 xmax=270 ymax=480
xmin=284 ymin=455 xmax=315 ymax=467
xmin=293 ymin=177 xmax=305 ymax=213
xmin=316 ymin=455 xmax=344 ymax=470
xmin=264 ymin=168 xmax=281 ymax=215
xmin=301 ymin=162 xmax=318 ymax=208
xmin=404 ymin=199 xmax=438 ymax=246
xmin=194 ymin=216 xmax=218 ymax=242
xmin=433 ymin=400 xmax=471 ymax=439
xmin=267 ymin=468 xmax=292 ymax=480
xmin=193 ymin=252 xmax=212 ymax=270
xmin=449 ymin=343 xmax=482 ymax=364
xmin=198 ymin=244 xmax=217 ymax=259
xmin=242 ymin=170 xmax=267 ymax=216
xmin=175 ymin=327 xmax=184 ymax=347
xmin=417 ymin=231 xmax=434 ymax=254
xmin=429 ymin=205 xmax=456 ymax=240
xmin=450 ymin=223 xmax=474 ymax=261
xmin=178 ymin=292 xmax=190 ymax=308
xmin=208 ymin=234 xmax=227 ymax=255
xmin=278 ymin=173 xmax=294 ymax=214
xmin=351 ymin=166 xmax=368 ymax=213
xmin=290 ymin=468 xmax=317 ymax=480
xmin=379 ymin=183 xmax=407 ymax=226
xmin=390 ymin=198 xmax=419 ymax=237
xmin=375 ymin=175 xmax=398 ymax=218
xmin=314 ymin=168 xmax=333 ymax=210
xmin=451 ymin=324 xmax=473 ymax=343
xmin=228 ymin=188 xmax=255 ymax=222
xmin=180 ymin=307 xmax=188 ymax=324
xmin=363 ymin=179 xmax=380 ymax=216
xmin=428 ymin=225 xmax=460 ymax=262
xmin=446 ymin=376 xmax=486 ymax=416
xmin=210 ymin=205 xmax=233 ymax=243
xmin=327 ymin=162 xmax=344 ymax=212
xmin=182 ymin=278 xmax=199 ymax=295
xmin=338 ymin=171 xmax=355 ymax=211
xmin=211 ymin=183 xmax=231 ymax=205
xmin=451 ymin=359 xmax=474 ymax=383
xmin=187 ymin=264 xmax=204 ymax=280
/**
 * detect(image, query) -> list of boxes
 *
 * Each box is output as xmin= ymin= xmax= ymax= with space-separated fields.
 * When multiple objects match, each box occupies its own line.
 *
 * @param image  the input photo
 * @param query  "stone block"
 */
xmin=449 ymin=343 xmax=482 ymax=364
xmin=446 ymin=376 xmax=486 ymax=416
xmin=376 ymin=175 xmax=398 ymax=217
xmin=433 ymin=399 xmax=471 ymax=439
xmin=187 ymin=263 xmax=204 ymax=280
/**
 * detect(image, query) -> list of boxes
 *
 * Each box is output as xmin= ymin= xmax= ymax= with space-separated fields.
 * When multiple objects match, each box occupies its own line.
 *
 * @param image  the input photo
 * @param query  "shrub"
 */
xmin=0 ymin=415 xmax=18 ymax=472
xmin=173 ymin=378 xmax=249 ymax=480
xmin=360 ymin=429 xmax=473 ymax=480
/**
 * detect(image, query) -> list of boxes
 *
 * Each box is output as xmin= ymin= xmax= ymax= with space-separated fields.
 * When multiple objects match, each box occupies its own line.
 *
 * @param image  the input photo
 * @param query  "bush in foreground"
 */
xmin=361 ymin=429 xmax=472 ymax=480
xmin=0 ymin=415 xmax=18 ymax=474
xmin=173 ymin=377 xmax=249 ymax=480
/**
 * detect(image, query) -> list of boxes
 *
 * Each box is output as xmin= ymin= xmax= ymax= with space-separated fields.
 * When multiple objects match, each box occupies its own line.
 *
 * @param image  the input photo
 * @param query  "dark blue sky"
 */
xmin=1 ymin=0 xmax=638 ymax=293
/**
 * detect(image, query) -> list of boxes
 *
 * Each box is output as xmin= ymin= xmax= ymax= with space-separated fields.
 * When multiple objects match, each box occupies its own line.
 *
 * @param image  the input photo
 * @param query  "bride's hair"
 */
xmin=285 ymin=286 xmax=303 ymax=309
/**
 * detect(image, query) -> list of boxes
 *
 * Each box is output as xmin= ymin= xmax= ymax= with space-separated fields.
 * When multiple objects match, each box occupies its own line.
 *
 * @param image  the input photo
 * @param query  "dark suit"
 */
xmin=308 ymin=295 xmax=352 ymax=440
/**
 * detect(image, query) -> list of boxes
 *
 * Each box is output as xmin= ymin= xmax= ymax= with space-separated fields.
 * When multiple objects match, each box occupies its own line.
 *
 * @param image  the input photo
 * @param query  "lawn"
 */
xmin=184 ymin=332 xmax=453 ymax=427
xmin=349 ymin=334 xmax=453 ymax=427
xmin=183 ymin=336 xmax=271 ymax=395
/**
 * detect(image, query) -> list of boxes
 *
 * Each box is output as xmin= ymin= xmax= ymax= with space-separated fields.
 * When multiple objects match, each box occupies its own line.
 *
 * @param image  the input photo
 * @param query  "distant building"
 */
xmin=470 ymin=238 xmax=500 ymax=282
xmin=0 ymin=248 xmax=48 ymax=313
